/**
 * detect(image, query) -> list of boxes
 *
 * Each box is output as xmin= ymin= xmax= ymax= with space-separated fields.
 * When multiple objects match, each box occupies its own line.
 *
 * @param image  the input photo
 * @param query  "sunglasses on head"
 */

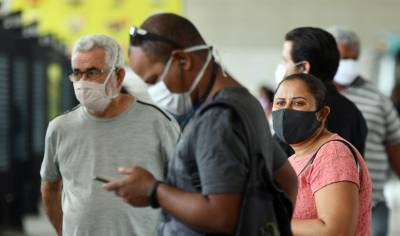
xmin=129 ymin=26 xmax=180 ymax=48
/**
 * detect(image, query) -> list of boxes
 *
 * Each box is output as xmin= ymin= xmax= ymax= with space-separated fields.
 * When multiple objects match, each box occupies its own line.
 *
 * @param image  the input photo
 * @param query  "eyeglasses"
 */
xmin=129 ymin=26 xmax=180 ymax=48
xmin=69 ymin=67 xmax=112 ymax=82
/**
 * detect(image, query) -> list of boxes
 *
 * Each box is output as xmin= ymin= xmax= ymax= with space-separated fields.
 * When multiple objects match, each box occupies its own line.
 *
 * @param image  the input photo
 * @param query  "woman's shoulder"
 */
xmin=313 ymin=133 xmax=361 ymax=171
xmin=317 ymin=134 xmax=356 ymax=157
xmin=309 ymin=134 xmax=361 ymax=192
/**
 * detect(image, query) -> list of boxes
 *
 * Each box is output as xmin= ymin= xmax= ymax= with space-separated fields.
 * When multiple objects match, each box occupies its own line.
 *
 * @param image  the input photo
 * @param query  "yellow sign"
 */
xmin=47 ymin=63 xmax=62 ymax=119
xmin=11 ymin=0 xmax=182 ymax=52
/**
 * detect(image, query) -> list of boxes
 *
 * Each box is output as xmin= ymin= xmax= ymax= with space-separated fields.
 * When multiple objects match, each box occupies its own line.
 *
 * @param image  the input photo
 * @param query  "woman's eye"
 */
xmin=275 ymin=101 xmax=285 ymax=106
xmin=294 ymin=101 xmax=305 ymax=106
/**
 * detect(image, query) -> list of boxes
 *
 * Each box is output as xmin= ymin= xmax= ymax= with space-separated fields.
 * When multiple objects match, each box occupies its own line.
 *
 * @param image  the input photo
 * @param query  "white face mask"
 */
xmin=147 ymin=45 xmax=212 ymax=116
xmin=274 ymin=63 xmax=286 ymax=85
xmin=334 ymin=59 xmax=359 ymax=86
xmin=274 ymin=61 xmax=304 ymax=85
xmin=73 ymin=69 xmax=119 ymax=113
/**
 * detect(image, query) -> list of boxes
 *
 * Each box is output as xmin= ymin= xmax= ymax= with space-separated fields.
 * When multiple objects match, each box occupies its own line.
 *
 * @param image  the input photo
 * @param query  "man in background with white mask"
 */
xmin=329 ymin=27 xmax=400 ymax=236
xmin=273 ymin=27 xmax=367 ymax=157
xmin=104 ymin=13 xmax=298 ymax=235
xmin=40 ymin=34 xmax=180 ymax=236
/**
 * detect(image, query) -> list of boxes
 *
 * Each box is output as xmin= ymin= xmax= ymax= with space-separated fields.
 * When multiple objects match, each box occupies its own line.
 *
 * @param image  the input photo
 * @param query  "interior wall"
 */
xmin=183 ymin=0 xmax=400 ymax=94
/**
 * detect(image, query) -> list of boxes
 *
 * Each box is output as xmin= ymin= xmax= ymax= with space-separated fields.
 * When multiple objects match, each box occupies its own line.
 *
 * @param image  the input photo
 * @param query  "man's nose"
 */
xmin=80 ymin=72 xmax=91 ymax=81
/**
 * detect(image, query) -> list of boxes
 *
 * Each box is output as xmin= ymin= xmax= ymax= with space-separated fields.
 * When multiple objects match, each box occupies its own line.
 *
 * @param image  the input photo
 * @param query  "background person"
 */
xmin=274 ymin=27 xmax=367 ymax=157
xmin=329 ymin=27 xmax=400 ymax=236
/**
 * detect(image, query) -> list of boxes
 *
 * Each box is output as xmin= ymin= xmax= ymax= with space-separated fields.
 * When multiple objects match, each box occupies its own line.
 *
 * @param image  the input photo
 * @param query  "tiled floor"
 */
xmin=3 ymin=179 xmax=400 ymax=236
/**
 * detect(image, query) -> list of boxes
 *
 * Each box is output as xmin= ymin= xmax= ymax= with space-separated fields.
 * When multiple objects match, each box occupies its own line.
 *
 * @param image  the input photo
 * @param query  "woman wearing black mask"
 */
xmin=272 ymin=73 xmax=372 ymax=236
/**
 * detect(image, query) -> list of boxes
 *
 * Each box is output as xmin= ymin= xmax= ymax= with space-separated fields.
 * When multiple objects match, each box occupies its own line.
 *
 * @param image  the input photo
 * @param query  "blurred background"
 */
xmin=0 ymin=0 xmax=400 ymax=235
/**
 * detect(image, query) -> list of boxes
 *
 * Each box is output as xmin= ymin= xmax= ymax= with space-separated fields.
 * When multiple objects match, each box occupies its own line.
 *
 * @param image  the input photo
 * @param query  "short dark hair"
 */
xmin=285 ymin=27 xmax=339 ymax=83
xmin=277 ymin=73 xmax=327 ymax=110
xmin=137 ymin=13 xmax=206 ymax=63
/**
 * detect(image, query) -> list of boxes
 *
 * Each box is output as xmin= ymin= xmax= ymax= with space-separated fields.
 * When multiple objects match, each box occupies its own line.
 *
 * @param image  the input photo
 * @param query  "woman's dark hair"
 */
xmin=276 ymin=73 xmax=327 ymax=110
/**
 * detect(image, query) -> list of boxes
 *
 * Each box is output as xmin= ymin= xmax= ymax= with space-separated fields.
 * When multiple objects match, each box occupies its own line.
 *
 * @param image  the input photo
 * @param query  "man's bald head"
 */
xmin=137 ymin=13 xmax=206 ymax=63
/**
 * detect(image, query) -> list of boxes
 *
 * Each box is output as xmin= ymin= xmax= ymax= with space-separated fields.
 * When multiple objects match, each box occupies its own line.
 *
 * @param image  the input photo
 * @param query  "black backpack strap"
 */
xmin=202 ymin=99 xmax=294 ymax=236
xmin=199 ymin=98 xmax=275 ymax=187
xmin=297 ymin=139 xmax=361 ymax=177
xmin=137 ymin=100 xmax=172 ymax=121
xmin=199 ymin=99 xmax=256 ymax=154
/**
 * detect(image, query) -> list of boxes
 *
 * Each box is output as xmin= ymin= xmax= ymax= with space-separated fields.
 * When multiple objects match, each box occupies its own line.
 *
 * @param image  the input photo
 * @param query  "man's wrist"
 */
xmin=147 ymin=180 xmax=163 ymax=209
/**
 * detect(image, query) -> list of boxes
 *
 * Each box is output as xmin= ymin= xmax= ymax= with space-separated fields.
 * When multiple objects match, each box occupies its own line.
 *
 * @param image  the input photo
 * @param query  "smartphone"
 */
xmin=94 ymin=176 xmax=111 ymax=183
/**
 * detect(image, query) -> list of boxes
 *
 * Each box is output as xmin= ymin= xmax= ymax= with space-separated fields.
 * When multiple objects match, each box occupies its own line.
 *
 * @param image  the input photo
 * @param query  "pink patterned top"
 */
xmin=289 ymin=134 xmax=372 ymax=236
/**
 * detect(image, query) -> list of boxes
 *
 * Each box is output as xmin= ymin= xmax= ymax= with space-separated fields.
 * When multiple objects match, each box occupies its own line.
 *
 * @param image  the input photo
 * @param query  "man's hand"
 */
xmin=105 ymin=166 xmax=242 ymax=233
xmin=387 ymin=144 xmax=400 ymax=178
xmin=103 ymin=166 xmax=156 ymax=206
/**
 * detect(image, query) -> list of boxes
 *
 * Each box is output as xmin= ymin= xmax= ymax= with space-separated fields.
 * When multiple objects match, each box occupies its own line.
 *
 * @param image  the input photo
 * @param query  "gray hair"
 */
xmin=327 ymin=26 xmax=360 ymax=52
xmin=71 ymin=34 xmax=124 ymax=68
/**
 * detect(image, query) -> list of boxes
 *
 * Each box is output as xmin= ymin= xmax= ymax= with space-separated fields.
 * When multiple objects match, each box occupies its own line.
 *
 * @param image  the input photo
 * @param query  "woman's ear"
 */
xmin=317 ymin=105 xmax=331 ymax=123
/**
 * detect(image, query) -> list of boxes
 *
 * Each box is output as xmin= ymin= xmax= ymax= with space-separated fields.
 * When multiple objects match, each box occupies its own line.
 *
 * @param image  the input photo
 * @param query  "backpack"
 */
xmin=200 ymin=97 xmax=293 ymax=236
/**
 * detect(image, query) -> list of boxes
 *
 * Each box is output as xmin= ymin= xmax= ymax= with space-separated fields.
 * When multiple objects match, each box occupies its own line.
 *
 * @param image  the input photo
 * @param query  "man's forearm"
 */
xmin=273 ymin=161 xmax=298 ymax=206
xmin=41 ymin=182 xmax=63 ymax=235
xmin=387 ymin=144 xmax=400 ymax=177
xmin=157 ymin=183 xmax=242 ymax=234
xmin=103 ymin=166 xmax=241 ymax=233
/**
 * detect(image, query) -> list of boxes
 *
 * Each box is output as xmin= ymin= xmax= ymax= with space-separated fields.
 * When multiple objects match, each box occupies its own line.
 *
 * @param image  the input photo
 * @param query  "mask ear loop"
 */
xmin=212 ymin=47 xmax=227 ymax=77
xmin=179 ymin=58 xmax=185 ymax=90
xmin=104 ymin=47 xmax=121 ymax=98
xmin=187 ymin=47 xmax=213 ymax=93
xmin=294 ymin=61 xmax=307 ymax=73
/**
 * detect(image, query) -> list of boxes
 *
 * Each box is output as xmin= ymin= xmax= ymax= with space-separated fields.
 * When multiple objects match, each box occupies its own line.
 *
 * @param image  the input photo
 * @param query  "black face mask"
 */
xmin=272 ymin=109 xmax=322 ymax=144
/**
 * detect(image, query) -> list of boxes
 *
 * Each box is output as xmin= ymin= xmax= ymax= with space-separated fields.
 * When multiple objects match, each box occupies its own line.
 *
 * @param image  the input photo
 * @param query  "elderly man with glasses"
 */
xmin=40 ymin=34 xmax=180 ymax=236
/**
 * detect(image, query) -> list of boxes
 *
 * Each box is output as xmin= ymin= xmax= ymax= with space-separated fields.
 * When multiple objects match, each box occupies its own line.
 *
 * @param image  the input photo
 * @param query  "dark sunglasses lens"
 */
xmin=130 ymin=35 xmax=142 ymax=46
